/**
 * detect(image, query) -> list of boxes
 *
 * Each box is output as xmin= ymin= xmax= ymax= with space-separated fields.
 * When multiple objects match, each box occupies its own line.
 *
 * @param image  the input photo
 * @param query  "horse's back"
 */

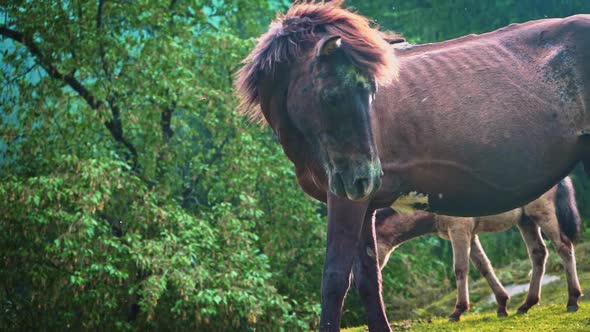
xmin=435 ymin=208 xmax=521 ymax=239
xmin=473 ymin=209 xmax=522 ymax=233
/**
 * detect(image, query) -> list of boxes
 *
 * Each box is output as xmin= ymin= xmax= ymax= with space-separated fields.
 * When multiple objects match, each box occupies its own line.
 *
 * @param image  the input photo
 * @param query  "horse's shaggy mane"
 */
xmin=234 ymin=0 xmax=398 ymax=122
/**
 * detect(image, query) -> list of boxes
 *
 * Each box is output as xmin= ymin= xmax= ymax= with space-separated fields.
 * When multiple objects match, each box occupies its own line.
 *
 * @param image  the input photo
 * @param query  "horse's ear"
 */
xmin=316 ymin=35 xmax=342 ymax=58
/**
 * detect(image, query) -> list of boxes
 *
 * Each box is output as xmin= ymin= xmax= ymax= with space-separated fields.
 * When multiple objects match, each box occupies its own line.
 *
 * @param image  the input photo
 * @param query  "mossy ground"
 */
xmin=343 ymin=242 xmax=590 ymax=331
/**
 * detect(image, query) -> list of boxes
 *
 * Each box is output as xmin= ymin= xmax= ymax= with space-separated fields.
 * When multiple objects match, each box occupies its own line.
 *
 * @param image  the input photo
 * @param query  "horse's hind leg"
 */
xmin=516 ymin=218 xmax=548 ymax=314
xmin=447 ymin=228 xmax=472 ymax=322
xmin=534 ymin=213 xmax=582 ymax=312
xmin=469 ymin=235 xmax=510 ymax=317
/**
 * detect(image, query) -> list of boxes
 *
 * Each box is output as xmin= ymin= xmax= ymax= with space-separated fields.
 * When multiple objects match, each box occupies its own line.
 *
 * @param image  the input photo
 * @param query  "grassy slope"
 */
xmin=344 ymin=304 xmax=590 ymax=331
xmin=344 ymin=242 xmax=590 ymax=331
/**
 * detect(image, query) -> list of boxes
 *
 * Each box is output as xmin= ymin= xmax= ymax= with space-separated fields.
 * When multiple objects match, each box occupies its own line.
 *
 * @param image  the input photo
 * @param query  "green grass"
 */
xmin=343 ymin=242 xmax=590 ymax=331
xmin=343 ymin=304 xmax=590 ymax=331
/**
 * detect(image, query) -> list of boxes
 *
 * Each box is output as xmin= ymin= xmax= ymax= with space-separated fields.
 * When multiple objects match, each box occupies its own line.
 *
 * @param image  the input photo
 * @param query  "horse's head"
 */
xmin=287 ymin=35 xmax=382 ymax=201
xmin=235 ymin=1 xmax=398 ymax=201
xmin=372 ymin=208 xmax=399 ymax=268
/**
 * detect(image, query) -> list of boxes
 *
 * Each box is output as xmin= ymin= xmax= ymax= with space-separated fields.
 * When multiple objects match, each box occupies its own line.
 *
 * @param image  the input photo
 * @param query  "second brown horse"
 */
xmin=375 ymin=177 xmax=581 ymax=321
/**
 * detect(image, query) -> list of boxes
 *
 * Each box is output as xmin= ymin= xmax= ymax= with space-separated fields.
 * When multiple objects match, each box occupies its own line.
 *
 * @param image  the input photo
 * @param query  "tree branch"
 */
xmin=181 ymin=136 xmax=229 ymax=209
xmin=0 ymin=27 xmax=101 ymax=108
xmin=0 ymin=25 xmax=138 ymax=167
xmin=96 ymin=0 xmax=112 ymax=80
xmin=160 ymin=101 xmax=175 ymax=142
xmin=147 ymin=96 xmax=176 ymax=143
xmin=106 ymin=97 xmax=138 ymax=163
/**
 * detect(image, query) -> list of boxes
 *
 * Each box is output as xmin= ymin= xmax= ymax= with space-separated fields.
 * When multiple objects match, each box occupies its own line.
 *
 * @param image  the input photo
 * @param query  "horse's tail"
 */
xmin=555 ymin=176 xmax=582 ymax=243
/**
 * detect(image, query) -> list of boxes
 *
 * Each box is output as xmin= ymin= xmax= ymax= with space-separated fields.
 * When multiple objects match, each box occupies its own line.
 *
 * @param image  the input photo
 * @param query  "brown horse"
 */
xmin=375 ymin=177 xmax=582 ymax=321
xmin=235 ymin=1 xmax=590 ymax=330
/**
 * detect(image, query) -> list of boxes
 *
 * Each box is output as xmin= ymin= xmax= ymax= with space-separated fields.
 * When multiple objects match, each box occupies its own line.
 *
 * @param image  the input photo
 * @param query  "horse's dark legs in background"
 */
xmin=469 ymin=236 xmax=510 ymax=317
xmin=319 ymin=194 xmax=390 ymax=332
xmin=516 ymin=219 xmax=548 ymax=314
xmin=353 ymin=210 xmax=391 ymax=331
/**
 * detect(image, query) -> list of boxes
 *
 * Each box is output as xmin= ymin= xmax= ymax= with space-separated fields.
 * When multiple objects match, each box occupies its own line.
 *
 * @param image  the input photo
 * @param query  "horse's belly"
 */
xmin=380 ymin=127 xmax=579 ymax=216
xmin=395 ymin=159 xmax=572 ymax=216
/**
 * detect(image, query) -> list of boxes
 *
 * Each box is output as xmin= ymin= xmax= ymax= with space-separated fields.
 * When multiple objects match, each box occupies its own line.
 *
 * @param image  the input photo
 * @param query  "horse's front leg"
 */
xmin=320 ymin=193 xmax=372 ymax=331
xmin=353 ymin=210 xmax=391 ymax=331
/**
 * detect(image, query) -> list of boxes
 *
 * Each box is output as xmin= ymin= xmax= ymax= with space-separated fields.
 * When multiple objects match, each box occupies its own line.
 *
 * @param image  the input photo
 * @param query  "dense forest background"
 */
xmin=1 ymin=1 xmax=589 ymax=331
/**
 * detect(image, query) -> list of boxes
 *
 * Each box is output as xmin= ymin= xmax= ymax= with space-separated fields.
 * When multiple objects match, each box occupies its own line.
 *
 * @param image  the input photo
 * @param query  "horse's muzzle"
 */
xmin=328 ymin=159 xmax=382 ymax=201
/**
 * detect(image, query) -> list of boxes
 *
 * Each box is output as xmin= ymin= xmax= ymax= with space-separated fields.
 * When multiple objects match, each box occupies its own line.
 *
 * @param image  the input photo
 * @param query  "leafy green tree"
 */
xmin=1 ymin=0 xmax=322 ymax=330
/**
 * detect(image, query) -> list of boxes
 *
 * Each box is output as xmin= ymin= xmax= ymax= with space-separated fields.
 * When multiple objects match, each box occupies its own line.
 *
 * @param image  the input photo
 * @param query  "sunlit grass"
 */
xmin=343 ymin=303 xmax=590 ymax=331
xmin=344 ymin=242 xmax=590 ymax=331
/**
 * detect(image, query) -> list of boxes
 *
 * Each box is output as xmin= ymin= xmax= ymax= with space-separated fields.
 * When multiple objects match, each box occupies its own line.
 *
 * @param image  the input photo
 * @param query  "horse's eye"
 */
xmin=322 ymin=89 xmax=340 ymax=105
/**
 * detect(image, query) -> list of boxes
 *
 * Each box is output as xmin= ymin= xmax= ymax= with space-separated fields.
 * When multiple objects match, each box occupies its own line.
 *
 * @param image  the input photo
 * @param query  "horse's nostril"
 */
xmin=332 ymin=172 xmax=346 ymax=194
xmin=354 ymin=177 xmax=369 ymax=194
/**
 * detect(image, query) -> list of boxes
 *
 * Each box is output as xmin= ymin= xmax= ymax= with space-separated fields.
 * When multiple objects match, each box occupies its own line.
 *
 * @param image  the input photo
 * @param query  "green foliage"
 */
xmin=1 ymin=0 xmax=321 ymax=330
xmin=570 ymin=164 xmax=590 ymax=222
xmin=3 ymin=1 xmax=590 ymax=331
xmin=349 ymin=0 xmax=590 ymax=43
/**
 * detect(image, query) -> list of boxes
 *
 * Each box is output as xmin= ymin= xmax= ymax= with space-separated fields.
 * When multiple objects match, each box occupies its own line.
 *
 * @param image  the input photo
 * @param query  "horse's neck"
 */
xmin=259 ymin=70 xmax=327 ymax=201
xmin=258 ymin=68 xmax=305 ymax=162
xmin=384 ymin=211 xmax=438 ymax=247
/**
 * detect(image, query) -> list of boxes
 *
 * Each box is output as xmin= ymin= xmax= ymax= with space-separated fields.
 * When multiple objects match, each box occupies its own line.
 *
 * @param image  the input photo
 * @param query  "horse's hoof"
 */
xmin=567 ymin=305 xmax=579 ymax=312
xmin=497 ymin=311 xmax=509 ymax=318
xmin=516 ymin=308 xmax=528 ymax=315
xmin=448 ymin=316 xmax=460 ymax=322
